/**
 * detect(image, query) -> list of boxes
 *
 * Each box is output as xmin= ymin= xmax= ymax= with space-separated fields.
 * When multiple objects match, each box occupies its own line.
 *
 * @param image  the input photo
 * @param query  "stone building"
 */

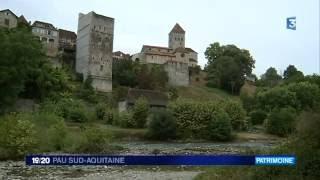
xmin=32 ymin=21 xmax=59 ymax=57
xmin=118 ymin=88 xmax=168 ymax=112
xmin=76 ymin=11 xmax=114 ymax=92
xmin=133 ymin=23 xmax=198 ymax=86
xmin=134 ymin=23 xmax=198 ymax=67
xmin=113 ymin=51 xmax=130 ymax=61
xmin=58 ymin=29 xmax=77 ymax=51
xmin=0 ymin=9 xmax=18 ymax=28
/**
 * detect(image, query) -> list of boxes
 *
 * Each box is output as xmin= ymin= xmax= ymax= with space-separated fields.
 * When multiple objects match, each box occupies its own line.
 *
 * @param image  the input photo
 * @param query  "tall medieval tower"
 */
xmin=168 ymin=23 xmax=185 ymax=49
xmin=76 ymin=11 xmax=114 ymax=92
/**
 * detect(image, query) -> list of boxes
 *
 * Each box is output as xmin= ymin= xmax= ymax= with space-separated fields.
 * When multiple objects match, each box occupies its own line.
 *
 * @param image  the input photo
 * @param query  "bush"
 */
xmin=132 ymin=97 xmax=149 ymax=128
xmin=249 ymin=109 xmax=268 ymax=125
xmin=266 ymin=107 xmax=296 ymax=136
xmin=256 ymin=86 xmax=298 ymax=111
xmin=169 ymin=100 xmax=222 ymax=139
xmin=207 ymin=110 xmax=232 ymax=141
xmin=78 ymin=127 xmax=112 ymax=153
xmin=146 ymin=109 xmax=177 ymax=140
xmin=95 ymin=103 xmax=107 ymax=120
xmin=287 ymin=82 xmax=320 ymax=110
xmin=0 ymin=114 xmax=37 ymax=159
xmin=222 ymin=100 xmax=247 ymax=130
xmin=103 ymin=108 xmax=118 ymax=125
xmin=118 ymin=111 xmax=135 ymax=128
xmin=251 ymin=111 xmax=320 ymax=179
xmin=47 ymin=119 xmax=67 ymax=151
xmin=40 ymin=98 xmax=89 ymax=122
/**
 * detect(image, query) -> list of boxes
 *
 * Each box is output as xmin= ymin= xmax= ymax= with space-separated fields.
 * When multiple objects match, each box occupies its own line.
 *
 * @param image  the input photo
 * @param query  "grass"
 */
xmin=66 ymin=121 xmax=146 ymax=140
xmin=177 ymin=85 xmax=240 ymax=102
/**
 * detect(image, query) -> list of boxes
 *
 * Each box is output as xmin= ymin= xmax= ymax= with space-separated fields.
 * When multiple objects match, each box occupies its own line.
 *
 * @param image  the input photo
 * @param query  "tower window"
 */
xmin=100 ymin=65 xmax=103 ymax=71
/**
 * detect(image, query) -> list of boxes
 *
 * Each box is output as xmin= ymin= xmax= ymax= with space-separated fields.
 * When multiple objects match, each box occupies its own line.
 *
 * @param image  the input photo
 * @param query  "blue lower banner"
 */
xmin=25 ymin=155 xmax=296 ymax=166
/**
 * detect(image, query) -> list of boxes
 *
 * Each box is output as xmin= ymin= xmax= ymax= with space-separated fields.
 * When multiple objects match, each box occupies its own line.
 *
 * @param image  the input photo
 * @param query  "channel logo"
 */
xmin=255 ymin=156 xmax=296 ymax=166
xmin=287 ymin=17 xmax=296 ymax=30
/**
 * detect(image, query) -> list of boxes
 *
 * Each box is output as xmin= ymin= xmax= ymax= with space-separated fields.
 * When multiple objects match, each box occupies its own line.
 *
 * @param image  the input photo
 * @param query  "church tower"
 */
xmin=168 ymin=23 xmax=185 ymax=49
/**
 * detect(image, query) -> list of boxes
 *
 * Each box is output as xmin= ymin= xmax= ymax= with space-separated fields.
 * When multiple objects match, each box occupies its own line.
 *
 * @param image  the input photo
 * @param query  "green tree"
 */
xmin=146 ymin=109 xmax=177 ymax=140
xmin=283 ymin=65 xmax=304 ymax=80
xmin=259 ymin=67 xmax=282 ymax=87
xmin=132 ymin=97 xmax=149 ymax=128
xmin=205 ymin=42 xmax=255 ymax=94
xmin=0 ymin=27 xmax=69 ymax=112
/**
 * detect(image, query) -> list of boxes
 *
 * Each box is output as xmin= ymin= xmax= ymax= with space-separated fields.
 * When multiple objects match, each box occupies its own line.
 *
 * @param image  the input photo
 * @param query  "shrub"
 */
xmin=0 ymin=114 xmax=37 ymax=159
xmin=168 ymin=87 xmax=179 ymax=100
xmin=78 ymin=127 xmax=112 ymax=153
xmin=95 ymin=103 xmax=107 ymax=120
xmin=40 ymin=98 xmax=89 ymax=122
xmin=256 ymin=86 xmax=298 ymax=111
xmin=249 ymin=109 xmax=268 ymax=125
xmin=132 ymin=97 xmax=149 ymax=128
xmin=104 ymin=108 xmax=115 ymax=124
xmin=266 ymin=107 xmax=296 ymax=136
xmin=169 ymin=100 xmax=221 ymax=139
xmin=222 ymin=100 xmax=247 ymax=130
xmin=118 ymin=111 xmax=135 ymax=128
xmin=146 ymin=109 xmax=177 ymax=140
xmin=207 ymin=110 xmax=232 ymax=141
xmin=47 ymin=119 xmax=67 ymax=151
xmin=287 ymin=82 xmax=320 ymax=110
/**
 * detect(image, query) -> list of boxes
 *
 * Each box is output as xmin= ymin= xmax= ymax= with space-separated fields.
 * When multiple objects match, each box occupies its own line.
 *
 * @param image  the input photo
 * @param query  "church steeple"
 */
xmin=168 ymin=23 xmax=185 ymax=49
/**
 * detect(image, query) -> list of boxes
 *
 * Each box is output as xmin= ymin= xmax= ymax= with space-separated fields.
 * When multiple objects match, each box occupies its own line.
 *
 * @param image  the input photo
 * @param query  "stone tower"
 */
xmin=76 ymin=11 xmax=114 ymax=92
xmin=168 ymin=23 xmax=185 ymax=49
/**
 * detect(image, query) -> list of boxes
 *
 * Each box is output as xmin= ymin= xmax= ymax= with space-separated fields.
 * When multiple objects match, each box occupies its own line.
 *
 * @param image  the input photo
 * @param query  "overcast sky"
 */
xmin=1 ymin=0 xmax=319 ymax=76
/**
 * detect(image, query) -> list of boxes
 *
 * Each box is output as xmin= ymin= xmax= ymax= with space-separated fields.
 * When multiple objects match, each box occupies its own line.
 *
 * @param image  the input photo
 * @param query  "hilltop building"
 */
xmin=133 ymin=23 xmax=197 ymax=86
xmin=76 ymin=11 xmax=114 ymax=92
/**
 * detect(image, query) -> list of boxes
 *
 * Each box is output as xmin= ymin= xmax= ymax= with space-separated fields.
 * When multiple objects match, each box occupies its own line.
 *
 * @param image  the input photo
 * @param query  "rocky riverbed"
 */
xmin=0 ymin=139 xmax=279 ymax=179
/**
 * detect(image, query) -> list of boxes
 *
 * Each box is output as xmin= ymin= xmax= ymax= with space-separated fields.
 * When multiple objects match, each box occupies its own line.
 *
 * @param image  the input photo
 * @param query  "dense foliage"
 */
xmin=169 ymin=100 xmax=244 ymax=140
xmin=146 ymin=109 xmax=177 ymax=140
xmin=132 ymin=97 xmax=149 ymax=128
xmin=266 ymin=107 xmax=297 ymax=137
xmin=113 ymin=60 xmax=168 ymax=90
xmin=205 ymin=42 xmax=255 ymax=94
xmin=0 ymin=27 xmax=69 ymax=113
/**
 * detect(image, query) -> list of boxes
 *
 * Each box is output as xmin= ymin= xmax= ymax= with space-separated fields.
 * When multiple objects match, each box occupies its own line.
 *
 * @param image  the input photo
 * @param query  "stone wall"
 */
xmin=164 ymin=61 xmax=189 ymax=86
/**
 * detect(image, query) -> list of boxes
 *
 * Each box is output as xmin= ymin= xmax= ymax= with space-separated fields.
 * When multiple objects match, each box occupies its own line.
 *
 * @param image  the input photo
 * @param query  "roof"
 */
xmin=58 ymin=29 xmax=77 ymax=39
xmin=126 ymin=88 xmax=168 ymax=106
xmin=0 ymin=9 xmax=18 ymax=18
xmin=145 ymin=52 xmax=176 ymax=57
xmin=142 ymin=45 xmax=172 ymax=50
xmin=174 ymin=47 xmax=189 ymax=53
xmin=113 ymin=51 xmax=130 ymax=56
xmin=189 ymin=58 xmax=197 ymax=62
xmin=91 ymin=11 xmax=114 ymax=21
xmin=185 ymin=47 xmax=197 ymax=53
xmin=32 ymin=21 xmax=57 ymax=30
xmin=18 ymin=15 xmax=28 ymax=24
xmin=170 ymin=23 xmax=185 ymax=34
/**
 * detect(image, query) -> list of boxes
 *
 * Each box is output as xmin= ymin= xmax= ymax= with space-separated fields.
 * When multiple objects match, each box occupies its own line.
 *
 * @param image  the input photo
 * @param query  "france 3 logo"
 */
xmin=287 ymin=17 xmax=296 ymax=30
